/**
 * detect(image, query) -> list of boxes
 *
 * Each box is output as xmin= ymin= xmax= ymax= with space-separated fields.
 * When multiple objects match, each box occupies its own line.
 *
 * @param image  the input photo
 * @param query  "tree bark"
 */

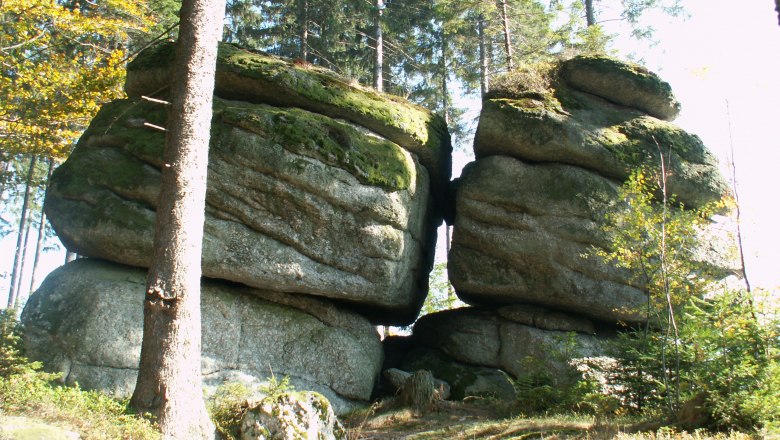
xmin=7 ymin=155 xmax=36 ymax=309
xmin=478 ymin=14 xmax=489 ymax=97
xmin=498 ymin=0 xmax=514 ymax=70
xmin=775 ymin=0 xmax=780 ymax=26
xmin=439 ymin=29 xmax=449 ymax=126
xmin=129 ymin=0 xmax=225 ymax=436
xmin=373 ymin=0 xmax=384 ymax=92
xmin=13 ymin=204 xmax=34 ymax=303
xmin=28 ymin=158 xmax=55 ymax=296
xmin=299 ymin=0 xmax=309 ymax=61
xmin=584 ymin=0 xmax=596 ymax=26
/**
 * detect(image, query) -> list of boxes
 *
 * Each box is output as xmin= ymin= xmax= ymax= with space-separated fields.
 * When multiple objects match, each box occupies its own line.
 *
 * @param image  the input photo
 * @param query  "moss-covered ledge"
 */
xmin=125 ymin=42 xmax=451 ymax=195
xmin=559 ymin=55 xmax=681 ymax=121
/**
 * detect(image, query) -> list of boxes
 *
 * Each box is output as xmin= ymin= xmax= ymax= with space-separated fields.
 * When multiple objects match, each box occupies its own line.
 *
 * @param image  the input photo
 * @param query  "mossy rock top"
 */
xmin=559 ymin=55 xmax=681 ymax=121
xmin=474 ymin=63 xmax=728 ymax=209
xmin=125 ymin=42 xmax=451 ymax=194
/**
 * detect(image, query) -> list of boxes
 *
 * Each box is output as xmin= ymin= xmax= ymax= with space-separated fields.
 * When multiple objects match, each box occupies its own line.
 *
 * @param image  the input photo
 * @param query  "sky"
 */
xmin=608 ymin=0 xmax=780 ymax=289
xmin=2 ymin=0 xmax=779 ymax=307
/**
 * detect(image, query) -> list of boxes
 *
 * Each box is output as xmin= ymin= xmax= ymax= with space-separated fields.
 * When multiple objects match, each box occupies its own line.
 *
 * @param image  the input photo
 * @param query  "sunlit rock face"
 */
xmin=21 ymin=259 xmax=383 ymax=415
xmin=44 ymin=42 xmax=453 ymax=324
xmin=450 ymin=55 xmax=733 ymax=323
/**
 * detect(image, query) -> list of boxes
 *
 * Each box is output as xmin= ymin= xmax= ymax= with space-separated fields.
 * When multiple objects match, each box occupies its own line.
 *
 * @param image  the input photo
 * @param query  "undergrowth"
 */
xmin=0 ymin=310 xmax=160 ymax=439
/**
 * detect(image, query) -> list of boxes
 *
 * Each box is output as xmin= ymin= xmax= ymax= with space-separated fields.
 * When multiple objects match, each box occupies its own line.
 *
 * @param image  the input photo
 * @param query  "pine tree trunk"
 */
xmin=439 ymin=29 xmax=449 ymax=126
xmin=775 ymin=0 xmax=780 ymax=26
xmin=373 ymin=0 xmax=384 ymax=92
xmin=299 ymin=0 xmax=309 ymax=61
xmin=129 ymin=0 xmax=225 ymax=436
xmin=399 ymin=370 xmax=436 ymax=416
xmin=584 ymin=0 xmax=596 ymax=26
xmin=499 ymin=0 xmax=514 ymax=70
xmin=13 ymin=207 xmax=34 ymax=303
xmin=7 ymin=155 xmax=36 ymax=309
xmin=29 ymin=159 xmax=55 ymax=296
xmin=0 ymin=158 xmax=9 ymax=203
xmin=478 ymin=15 xmax=489 ymax=96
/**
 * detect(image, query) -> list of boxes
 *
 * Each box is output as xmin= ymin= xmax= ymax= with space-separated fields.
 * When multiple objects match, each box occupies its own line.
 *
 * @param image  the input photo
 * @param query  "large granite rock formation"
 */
xmin=45 ymin=43 xmax=452 ymax=323
xmin=450 ymin=55 xmax=733 ymax=323
xmin=21 ymin=259 xmax=382 ymax=414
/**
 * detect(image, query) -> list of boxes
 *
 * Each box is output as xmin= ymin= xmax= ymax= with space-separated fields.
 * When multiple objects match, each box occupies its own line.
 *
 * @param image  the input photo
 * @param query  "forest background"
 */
xmin=1 ymin=0 xmax=779 ymax=308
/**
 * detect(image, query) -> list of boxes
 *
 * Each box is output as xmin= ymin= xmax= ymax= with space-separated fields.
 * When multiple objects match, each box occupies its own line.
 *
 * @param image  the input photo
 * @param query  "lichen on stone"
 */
xmin=215 ymin=100 xmax=414 ymax=191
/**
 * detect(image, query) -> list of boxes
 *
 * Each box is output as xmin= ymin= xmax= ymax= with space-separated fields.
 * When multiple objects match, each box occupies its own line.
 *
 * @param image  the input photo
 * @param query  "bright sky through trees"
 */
xmin=2 ymin=0 xmax=779 ymax=307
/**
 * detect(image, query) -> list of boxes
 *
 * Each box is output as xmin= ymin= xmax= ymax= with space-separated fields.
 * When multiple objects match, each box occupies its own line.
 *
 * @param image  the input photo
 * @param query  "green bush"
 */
xmin=0 ymin=310 xmax=160 ymax=439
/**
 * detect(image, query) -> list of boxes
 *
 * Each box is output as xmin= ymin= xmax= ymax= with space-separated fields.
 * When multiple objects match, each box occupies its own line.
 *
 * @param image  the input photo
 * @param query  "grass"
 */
xmin=0 ymin=369 xmax=160 ymax=440
xmin=342 ymin=398 xmax=770 ymax=440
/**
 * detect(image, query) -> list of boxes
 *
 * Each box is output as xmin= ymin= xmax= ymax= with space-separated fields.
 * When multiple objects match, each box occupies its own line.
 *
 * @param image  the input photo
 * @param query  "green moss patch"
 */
xmin=128 ymin=42 xmax=449 ymax=167
xmin=217 ymin=100 xmax=414 ymax=191
xmin=561 ymin=55 xmax=672 ymax=99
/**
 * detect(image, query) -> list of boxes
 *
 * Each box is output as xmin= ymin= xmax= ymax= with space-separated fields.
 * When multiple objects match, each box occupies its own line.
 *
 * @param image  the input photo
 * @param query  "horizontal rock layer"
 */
xmin=475 ymin=70 xmax=728 ymax=210
xmin=559 ymin=55 xmax=681 ymax=121
xmin=20 ymin=259 xmax=383 ymax=414
xmin=125 ymin=42 xmax=451 ymax=198
xmin=449 ymin=156 xmax=647 ymax=322
xmin=411 ymin=307 xmax=605 ymax=380
xmin=46 ymin=98 xmax=436 ymax=323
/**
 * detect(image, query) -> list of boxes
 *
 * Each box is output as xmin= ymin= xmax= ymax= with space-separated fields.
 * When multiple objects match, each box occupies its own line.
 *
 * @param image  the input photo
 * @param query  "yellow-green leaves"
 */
xmin=0 ymin=0 xmax=151 ymax=159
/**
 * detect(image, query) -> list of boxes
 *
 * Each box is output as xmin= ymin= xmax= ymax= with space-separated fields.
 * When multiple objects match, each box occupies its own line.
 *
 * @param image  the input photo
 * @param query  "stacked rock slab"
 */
xmin=408 ymin=56 xmax=731 ymax=393
xmin=43 ymin=42 xmax=451 ymax=322
xmin=451 ymin=55 xmax=729 ymax=322
xmin=21 ymin=259 xmax=381 ymax=414
xmin=24 ymin=42 xmax=451 ymax=413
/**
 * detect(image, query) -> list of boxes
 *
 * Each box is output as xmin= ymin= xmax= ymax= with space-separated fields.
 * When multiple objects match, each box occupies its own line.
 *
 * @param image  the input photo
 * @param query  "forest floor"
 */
xmin=341 ymin=399 xmax=763 ymax=440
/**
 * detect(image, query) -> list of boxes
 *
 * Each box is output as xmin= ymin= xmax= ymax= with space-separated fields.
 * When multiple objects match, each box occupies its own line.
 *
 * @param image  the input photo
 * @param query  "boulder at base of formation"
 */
xmin=410 ymin=307 xmax=606 ymax=381
xmin=21 ymin=259 xmax=383 ymax=414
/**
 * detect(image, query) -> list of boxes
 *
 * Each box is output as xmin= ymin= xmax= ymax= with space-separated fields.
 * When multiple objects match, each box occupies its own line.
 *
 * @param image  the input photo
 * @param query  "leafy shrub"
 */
xmin=0 ymin=311 xmax=159 ymax=439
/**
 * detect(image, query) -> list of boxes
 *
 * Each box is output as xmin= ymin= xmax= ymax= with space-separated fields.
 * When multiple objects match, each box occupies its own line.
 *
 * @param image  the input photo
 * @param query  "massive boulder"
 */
xmin=124 ymin=42 xmax=451 ymax=199
xmin=410 ymin=307 xmax=605 ymax=381
xmin=474 ymin=56 xmax=728 ymax=210
xmin=46 ymin=97 xmax=437 ymax=323
xmin=559 ymin=55 xmax=681 ymax=121
xmin=449 ymin=156 xmax=646 ymax=322
xmin=451 ymin=56 xmax=733 ymax=322
xmin=20 ymin=259 xmax=383 ymax=414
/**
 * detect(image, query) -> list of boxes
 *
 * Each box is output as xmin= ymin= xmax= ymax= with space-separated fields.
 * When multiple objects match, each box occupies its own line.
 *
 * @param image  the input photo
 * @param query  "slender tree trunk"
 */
xmin=445 ymin=225 xmax=454 ymax=299
xmin=498 ymin=0 xmax=514 ymax=70
xmin=13 ymin=206 xmax=34 ymax=303
xmin=478 ymin=15 xmax=489 ymax=96
xmin=775 ymin=0 xmax=780 ymax=26
xmin=584 ymin=0 xmax=596 ymax=26
xmin=7 ymin=155 xmax=36 ymax=309
xmin=129 ymin=0 xmax=225 ymax=435
xmin=28 ymin=159 xmax=55 ymax=296
xmin=299 ymin=0 xmax=309 ymax=61
xmin=373 ymin=0 xmax=384 ymax=92
xmin=439 ymin=29 xmax=449 ymax=126
xmin=0 ymin=158 xmax=9 ymax=204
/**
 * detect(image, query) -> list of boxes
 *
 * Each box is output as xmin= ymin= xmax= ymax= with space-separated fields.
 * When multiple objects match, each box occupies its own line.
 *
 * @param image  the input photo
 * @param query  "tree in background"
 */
xmin=128 ymin=0 xmax=225 ymax=436
xmin=775 ymin=0 xmax=780 ymax=26
xmin=1 ymin=0 xmax=155 ymax=303
xmin=577 ymin=0 xmax=684 ymax=39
